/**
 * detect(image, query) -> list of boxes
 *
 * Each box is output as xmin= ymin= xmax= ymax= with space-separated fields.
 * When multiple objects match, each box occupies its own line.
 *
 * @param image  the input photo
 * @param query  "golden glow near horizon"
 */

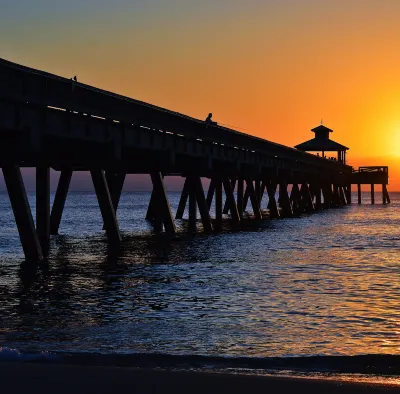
xmin=1 ymin=0 xmax=400 ymax=188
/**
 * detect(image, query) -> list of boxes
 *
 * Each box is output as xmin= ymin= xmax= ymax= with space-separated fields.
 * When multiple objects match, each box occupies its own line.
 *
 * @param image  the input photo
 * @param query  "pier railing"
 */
xmin=352 ymin=166 xmax=389 ymax=184
xmin=0 ymin=58 xmax=348 ymax=173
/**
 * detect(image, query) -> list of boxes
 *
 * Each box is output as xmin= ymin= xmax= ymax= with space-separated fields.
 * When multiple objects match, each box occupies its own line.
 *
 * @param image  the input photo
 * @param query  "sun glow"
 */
xmin=392 ymin=130 xmax=400 ymax=157
xmin=384 ymin=121 xmax=400 ymax=157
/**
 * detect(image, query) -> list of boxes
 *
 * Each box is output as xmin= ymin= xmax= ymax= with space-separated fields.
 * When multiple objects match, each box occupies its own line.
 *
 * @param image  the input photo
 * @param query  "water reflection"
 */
xmin=0 ymin=192 xmax=399 ymax=358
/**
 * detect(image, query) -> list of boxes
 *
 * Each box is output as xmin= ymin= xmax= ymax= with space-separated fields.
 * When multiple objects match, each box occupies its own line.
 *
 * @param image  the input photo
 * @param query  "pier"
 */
xmin=0 ymin=59 xmax=390 ymax=262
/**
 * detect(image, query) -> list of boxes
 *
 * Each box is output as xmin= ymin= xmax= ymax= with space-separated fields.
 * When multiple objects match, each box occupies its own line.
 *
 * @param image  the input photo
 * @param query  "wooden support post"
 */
xmin=301 ymin=182 xmax=314 ymax=212
xmin=266 ymin=182 xmax=280 ymax=218
xmin=215 ymin=178 xmax=223 ymax=226
xmin=188 ymin=176 xmax=197 ymax=233
xmin=290 ymin=184 xmax=301 ymax=214
xmin=90 ymin=169 xmax=121 ymax=243
xmin=176 ymin=177 xmax=189 ymax=219
xmin=346 ymin=185 xmax=352 ymax=204
xmin=314 ymin=185 xmax=322 ymax=210
xmin=383 ymin=184 xmax=391 ymax=204
xmin=339 ymin=186 xmax=347 ymax=205
xmin=149 ymin=172 xmax=176 ymax=233
xmin=343 ymin=185 xmax=348 ymax=204
xmin=146 ymin=173 xmax=161 ymax=222
xmin=279 ymin=181 xmax=293 ymax=217
xmin=322 ymin=185 xmax=332 ymax=209
xmin=36 ymin=167 xmax=50 ymax=256
xmin=109 ymin=173 xmax=125 ymax=213
xmin=105 ymin=173 xmax=125 ymax=228
xmin=237 ymin=179 xmax=244 ymax=217
xmin=245 ymin=179 xmax=262 ymax=220
xmin=371 ymin=184 xmax=375 ymax=205
xmin=382 ymin=184 xmax=387 ymax=204
xmin=336 ymin=186 xmax=343 ymax=205
xmin=357 ymin=184 xmax=362 ymax=205
xmin=206 ymin=179 xmax=216 ymax=210
xmin=146 ymin=189 xmax=156 ymax=220
xmin=50 ymin=170 xmax=73 ymax=235
xmin=194 ymin=176 xmax=213 ymax=232
xmin=332 ymin=185 xmax=341 ymax=207
xmin=255 ymin=181 xmax=262 ymax=205
xmin=2 ymin=165 xmax=43 ymax=262
xmin=222 ymin=177 xmax=240 ymax=222
xmin=146 ymin=173 xmax=162 ymax=230
xmin=242 ymin=188 xmax=249 ymax=212
xmin=331 ymin=185 xmax=338 ymax=207
xmin=309 ymin=188 xmax=315 ymax=203
xmin=260 ymin=181 xmax=266 ymax=205
xmin=223 ymin=178 xmax=236 ymax=214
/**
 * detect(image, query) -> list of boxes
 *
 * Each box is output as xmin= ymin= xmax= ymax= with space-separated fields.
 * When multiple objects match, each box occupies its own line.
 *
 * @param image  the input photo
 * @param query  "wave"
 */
xmin=2 ymin=348 xmax=400 ymax=377
xmin=0 ymin=347 xmax=57 ymax=362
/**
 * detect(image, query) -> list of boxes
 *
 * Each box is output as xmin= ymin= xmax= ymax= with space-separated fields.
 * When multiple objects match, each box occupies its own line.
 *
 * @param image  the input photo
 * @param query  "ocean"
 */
xmin=0 ymin=190 xmax=400 ymax=381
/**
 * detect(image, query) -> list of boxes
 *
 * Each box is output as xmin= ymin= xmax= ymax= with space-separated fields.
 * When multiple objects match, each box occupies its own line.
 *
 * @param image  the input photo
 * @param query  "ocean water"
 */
xmin=0 ymin=190 xmax=399 ymax=377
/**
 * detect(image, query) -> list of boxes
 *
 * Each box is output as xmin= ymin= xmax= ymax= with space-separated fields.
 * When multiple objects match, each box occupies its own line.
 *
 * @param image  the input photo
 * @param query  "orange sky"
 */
xmin=1 ymin=0 xmax=400 ymax=189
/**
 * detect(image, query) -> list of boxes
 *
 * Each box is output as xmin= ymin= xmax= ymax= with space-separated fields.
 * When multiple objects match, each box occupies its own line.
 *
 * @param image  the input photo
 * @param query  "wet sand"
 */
xmin=1 ymin=362 xmax=400 ymax=393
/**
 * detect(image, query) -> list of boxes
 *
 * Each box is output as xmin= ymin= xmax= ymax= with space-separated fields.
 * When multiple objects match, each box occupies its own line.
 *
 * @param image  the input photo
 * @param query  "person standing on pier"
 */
xmin=205 ymin=113 xmax=217 ymax=125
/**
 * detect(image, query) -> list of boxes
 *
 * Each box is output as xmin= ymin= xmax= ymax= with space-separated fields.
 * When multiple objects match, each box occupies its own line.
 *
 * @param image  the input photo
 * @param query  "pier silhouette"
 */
xmin=0 ymin=58 xmax=390 ymax=262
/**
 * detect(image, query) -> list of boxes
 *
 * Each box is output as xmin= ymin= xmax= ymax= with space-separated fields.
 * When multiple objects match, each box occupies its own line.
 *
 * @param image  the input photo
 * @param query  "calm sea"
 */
xmin=1 ymin=191 xmax=400 ymax=378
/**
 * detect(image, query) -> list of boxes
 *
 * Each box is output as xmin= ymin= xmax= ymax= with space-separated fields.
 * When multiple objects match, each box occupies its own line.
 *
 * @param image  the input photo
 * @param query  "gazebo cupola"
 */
xmin=295 ymin=124 xmax=349 ymax=164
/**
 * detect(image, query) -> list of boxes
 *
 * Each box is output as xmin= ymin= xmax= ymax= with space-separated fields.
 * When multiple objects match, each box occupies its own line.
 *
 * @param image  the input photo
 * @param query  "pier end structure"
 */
xmin=352 ymin=167 xmax=390 ymax=204
xmin=295 ymin=125 xmax=390 ymax=205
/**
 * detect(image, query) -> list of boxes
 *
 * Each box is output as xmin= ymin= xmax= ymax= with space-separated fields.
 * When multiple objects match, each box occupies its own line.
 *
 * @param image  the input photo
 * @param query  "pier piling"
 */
xmin=148 ymin=172 xmax=176 ymax=233
xmin=3 ymin=165 xmax=43 ymax=262
xmin=314 ymin=185 xmax=322 ymax=210
xmin=90 ymin=169 xmax=121 ymax=243
xmin=50 ymin=170 xmax=72 ymax=235
xmin=266 ymin=182 xmax=280 ymax=218
xmin=206 ymin=179 xmax=216 ymax=211
xmin=223 ymin=179 xmax=236 ymax=215
xmin=371 ymin=184 xmax=375 ymax=204
xmin=222 ymin=177 xmax=241 ymax=222
xmin=176 ymin=178 xmax=189 ymax=220
xmin=279 ymin=181 xmax=293 ymax=217
xmin=290 ymin=184 xmax=301 ymax=214
xmin=105 ymin=172 xmax=125 ymax=221
xmin=237 ymin=179 xmax=244 ymax=218
xmin=188 ymin=176 xmax=197 ymax=233
xmin=246 ymin=180 xmax=262 ymax=219
xmin=36 ymin=166 xmax=50 ymax=256
xmin=215 ymin=178 xmax=223 ymax=227
xmin=194 ymin=176 xmax=213 ymax=232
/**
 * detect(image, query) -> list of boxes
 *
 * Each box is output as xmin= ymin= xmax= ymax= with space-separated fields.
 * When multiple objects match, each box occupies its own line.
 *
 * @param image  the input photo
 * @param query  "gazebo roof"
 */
xmin=311 ymin=124 xmax=333 ymax=133
xmin=295 ymin=138 xmax=349 ymax=152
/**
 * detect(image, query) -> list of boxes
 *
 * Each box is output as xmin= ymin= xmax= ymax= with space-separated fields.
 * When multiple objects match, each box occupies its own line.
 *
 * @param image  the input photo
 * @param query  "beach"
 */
xmin=1 ymin=362 xmax=400 ymax=393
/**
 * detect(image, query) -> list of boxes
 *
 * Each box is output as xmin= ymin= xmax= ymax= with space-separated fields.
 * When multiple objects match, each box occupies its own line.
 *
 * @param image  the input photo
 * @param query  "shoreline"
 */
xmin=1 ymin=362 xmax=400 ymax=393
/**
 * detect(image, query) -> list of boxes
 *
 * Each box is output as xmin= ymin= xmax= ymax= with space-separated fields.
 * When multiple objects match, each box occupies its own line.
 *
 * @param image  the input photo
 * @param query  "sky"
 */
xmin=1 ymin=0 xmax=400 ymax=190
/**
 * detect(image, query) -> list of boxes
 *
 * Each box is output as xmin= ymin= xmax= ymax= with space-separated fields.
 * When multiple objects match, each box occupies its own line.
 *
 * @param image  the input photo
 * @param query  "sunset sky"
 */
xmin=1 ymin=0 xmax=400 ymax=190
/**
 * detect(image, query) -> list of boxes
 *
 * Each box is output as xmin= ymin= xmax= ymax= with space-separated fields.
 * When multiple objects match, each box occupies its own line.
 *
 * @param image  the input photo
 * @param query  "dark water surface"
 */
xmin=0 ymin=191 xmax=400 ymax=377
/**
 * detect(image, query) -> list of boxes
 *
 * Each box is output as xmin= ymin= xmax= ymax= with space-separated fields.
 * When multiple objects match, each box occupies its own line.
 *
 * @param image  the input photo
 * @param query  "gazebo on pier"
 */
xmin=295 ymin=124 xmax=349 ymax=164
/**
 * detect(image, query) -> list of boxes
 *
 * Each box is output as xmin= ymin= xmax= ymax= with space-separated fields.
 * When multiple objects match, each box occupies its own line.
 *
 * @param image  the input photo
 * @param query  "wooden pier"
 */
xmin=0 ymin=59 xmax=390 ymax=262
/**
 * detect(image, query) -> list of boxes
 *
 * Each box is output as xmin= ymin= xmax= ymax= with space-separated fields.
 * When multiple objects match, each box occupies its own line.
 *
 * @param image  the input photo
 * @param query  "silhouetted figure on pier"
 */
xmin=205 ymin=113 xmax=217 ymax=125
xmin=73 ymin=76 xmax=77 ymax=82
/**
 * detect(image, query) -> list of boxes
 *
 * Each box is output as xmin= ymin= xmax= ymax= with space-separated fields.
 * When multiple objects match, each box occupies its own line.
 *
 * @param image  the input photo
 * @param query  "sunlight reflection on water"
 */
xmin=0 ymin=191 xmax=399 ymax=358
